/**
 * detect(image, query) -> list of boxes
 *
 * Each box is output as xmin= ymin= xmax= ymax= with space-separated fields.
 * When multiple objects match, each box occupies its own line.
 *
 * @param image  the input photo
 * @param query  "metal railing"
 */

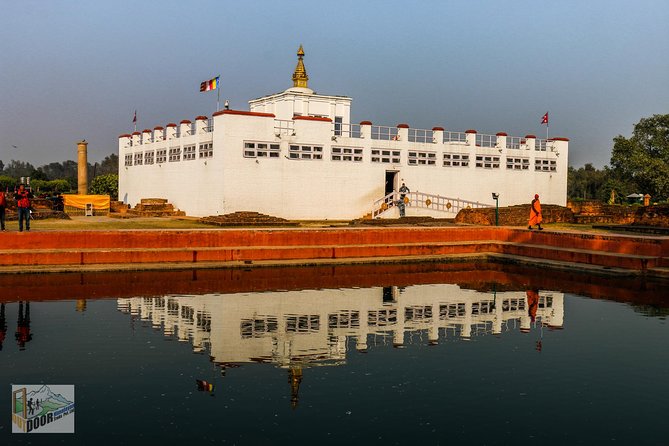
xmin=371 ymin=191 xmax=492 ymax=218
xmin=371 ymin=125 xmax=400 ymax=141
xmin=443 ymin=131 xmax=467 ymax=144
xmin=506 ymin=136 xmax=523 ymax=150
xmin=476 ymin=134 xmax=497 ymax=148
xmin=409 ymin=128 xmax=434 ymax=143
xmin=274 ymin=119 xmax=294 ymax=136
xmin=333 ymin=123 xmax=362 ymax=138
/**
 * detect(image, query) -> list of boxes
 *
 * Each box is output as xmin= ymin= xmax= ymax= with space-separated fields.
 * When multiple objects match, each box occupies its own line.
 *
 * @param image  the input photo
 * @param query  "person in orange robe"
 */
xmin=526 ymin=290 xmax=539 ymax=322
xmin=528 ymin=194 xmax=543 ymax=230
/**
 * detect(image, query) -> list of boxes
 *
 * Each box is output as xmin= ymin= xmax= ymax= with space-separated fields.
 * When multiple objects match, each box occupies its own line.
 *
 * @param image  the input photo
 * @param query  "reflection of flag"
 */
xmin=200 ymin=76 xmax=219 ymax=92
xmin=541 ymin=112 xmax=549 ymax=125
xmin=196 ymin=379 xmax=214 ymax=392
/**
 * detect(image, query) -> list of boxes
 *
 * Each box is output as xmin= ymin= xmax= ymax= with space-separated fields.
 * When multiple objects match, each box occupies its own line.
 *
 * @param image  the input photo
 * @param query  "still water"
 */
xmin=0 ymin=263 xmax=667 ymax=445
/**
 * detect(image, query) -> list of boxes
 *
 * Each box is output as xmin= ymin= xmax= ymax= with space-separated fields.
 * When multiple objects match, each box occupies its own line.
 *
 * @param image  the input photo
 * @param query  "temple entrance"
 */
xmin=385 ymin=171 xmax=398 ymax=196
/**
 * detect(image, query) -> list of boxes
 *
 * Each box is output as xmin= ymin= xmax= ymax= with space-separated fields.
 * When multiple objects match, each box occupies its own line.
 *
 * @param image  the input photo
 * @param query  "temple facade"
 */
xmin=117 ymin=285 xmax=564 ymax=367
xmin=118 ymin=46 xmax=568 ymax=219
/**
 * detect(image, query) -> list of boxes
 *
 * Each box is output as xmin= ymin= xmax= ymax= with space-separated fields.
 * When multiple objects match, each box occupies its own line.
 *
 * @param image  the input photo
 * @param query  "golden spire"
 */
xmin=292 ymin=44 xmax=309 ymax=88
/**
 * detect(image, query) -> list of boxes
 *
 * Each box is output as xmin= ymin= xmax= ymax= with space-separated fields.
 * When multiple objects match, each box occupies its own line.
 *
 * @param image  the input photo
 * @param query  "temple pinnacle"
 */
xmin=292 ymin=44 xmax=309 ymax=88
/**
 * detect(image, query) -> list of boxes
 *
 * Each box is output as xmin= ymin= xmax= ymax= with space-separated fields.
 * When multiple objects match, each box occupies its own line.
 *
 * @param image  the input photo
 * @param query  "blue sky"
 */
xmin=1 ymin=0 xmax=667 ymax=168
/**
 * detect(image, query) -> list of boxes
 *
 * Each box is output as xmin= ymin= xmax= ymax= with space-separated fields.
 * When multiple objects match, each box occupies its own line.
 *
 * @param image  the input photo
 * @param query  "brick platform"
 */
xmin=0 ymin=227 xmax=667 ymax=278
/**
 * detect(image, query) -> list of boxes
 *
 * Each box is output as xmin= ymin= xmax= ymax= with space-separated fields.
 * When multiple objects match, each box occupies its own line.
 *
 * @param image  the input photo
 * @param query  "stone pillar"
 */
xmin=359 ymin=121 xmax=372 ymax=139
xmin=465 ymin=129 xmax=477 ymax=146
xmin=142 ymin=129 xmax=153 ymax=144
xmin=77 ymin=140 xmax=88 ymax=194
xmin=131 ymin=131 xmax=141 ymax=147
xmin=166 ymin=123 xmax=177 ymax=140
xmin=396 ymin=123 xmax=409 ymax=141
xmin=153 ymin=126 xmax=165 ymax=142
xmin=195 ymin=116 xmax=208 ymax=134
xmin=524 ymin=134 xmax=536 ymax=151
xmin=180 ymin=120 xmax=193 ymax=137
xmin=432 ymin=127 xmax=444 ymax=144
xmin=496 ymin=132 xmax=508 ymax=150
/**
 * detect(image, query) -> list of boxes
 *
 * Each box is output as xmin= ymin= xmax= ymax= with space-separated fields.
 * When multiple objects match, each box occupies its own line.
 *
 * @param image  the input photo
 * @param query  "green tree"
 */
xmin=0 ymin=175 xmax=16 ymax=191
xmin=89 ymin=173 xmax=118 ymax=199
xmin=567 ymin=163 xmax=608 ymax=200
xmin=31 ymin=179 xmax=71 ymax=193
xmin=610 ymin=114 xmax=669 ymax=201
xmin=98 ymin=153 xmax=118 ymax=176
xmin=3 ymin=160 xmax=35 ymax=179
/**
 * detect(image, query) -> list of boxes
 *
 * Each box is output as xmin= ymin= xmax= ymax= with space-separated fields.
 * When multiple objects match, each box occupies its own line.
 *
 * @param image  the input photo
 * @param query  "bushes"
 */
xmin=89 ymin=174 xmax=118 ymax=200
xmin=30 ymin=179 xmax=71 ymax=193
xmin=0 ymin=175 xmax=15 ymax=191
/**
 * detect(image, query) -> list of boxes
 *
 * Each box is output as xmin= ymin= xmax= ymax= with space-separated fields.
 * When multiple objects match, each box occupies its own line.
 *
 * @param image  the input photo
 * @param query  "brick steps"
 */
xmin=0 ymin=227 xmax=666 ymax=275
xmin=0 ymin=241 xmax=498 ymax=266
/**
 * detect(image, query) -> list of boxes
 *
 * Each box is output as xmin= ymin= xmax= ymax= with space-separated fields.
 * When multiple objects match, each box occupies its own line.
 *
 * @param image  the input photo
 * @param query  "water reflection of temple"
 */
xmin=117 ymin=285 xmax=564 ymax=368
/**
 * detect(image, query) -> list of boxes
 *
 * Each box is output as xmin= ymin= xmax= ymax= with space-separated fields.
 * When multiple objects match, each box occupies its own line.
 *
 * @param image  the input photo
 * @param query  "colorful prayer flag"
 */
xmin=541 ymin=112 xmax=549 ymax=125
xmin=200 ymin=76 xmax=220 ymax=92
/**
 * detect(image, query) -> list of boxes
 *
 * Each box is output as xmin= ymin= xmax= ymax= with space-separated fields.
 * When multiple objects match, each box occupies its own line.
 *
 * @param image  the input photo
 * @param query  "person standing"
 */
xmin=0 ymin=303 xmax=6 ymax=351
xmin=0 ymin=190 xmax=6 ymax=231
xmin=15 ymin=184 xmax=33 ymax=232
xmin=15 ymin=301 xmax=32 ymax=350
xmin=398 ymin=182 xmax=410 ymax=218
xmin=528 ymin=193 xmax=543 ymax=230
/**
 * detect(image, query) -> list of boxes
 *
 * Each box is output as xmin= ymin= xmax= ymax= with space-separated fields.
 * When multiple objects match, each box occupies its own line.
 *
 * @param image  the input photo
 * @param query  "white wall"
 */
xmin=249 ymin=89 xmax=352 ymax=123
xmin=119 ymin=113 xmax=568 ymax=220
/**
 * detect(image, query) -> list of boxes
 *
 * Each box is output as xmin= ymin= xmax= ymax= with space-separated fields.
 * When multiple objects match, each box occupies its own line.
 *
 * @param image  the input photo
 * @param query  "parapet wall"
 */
xmin=455 ymin=205 xmax=574 ymax=226
xmin=457 ymin=203 xmax=669 ymax=227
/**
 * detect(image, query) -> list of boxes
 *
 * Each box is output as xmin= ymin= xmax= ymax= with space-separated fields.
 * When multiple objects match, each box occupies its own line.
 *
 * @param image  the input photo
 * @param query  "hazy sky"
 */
xmin=1 ymin=0 xmax=667 ymax=168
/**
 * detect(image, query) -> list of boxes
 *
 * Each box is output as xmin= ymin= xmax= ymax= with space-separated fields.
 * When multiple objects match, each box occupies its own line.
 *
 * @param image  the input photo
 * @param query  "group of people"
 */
xmin=0 ymin=184 xmax=34 ymax=232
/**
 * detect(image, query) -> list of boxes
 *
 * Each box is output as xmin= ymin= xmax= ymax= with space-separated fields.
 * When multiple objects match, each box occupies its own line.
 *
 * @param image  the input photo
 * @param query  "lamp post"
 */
xmin=491 ymin=193 xmax=499 ymax=226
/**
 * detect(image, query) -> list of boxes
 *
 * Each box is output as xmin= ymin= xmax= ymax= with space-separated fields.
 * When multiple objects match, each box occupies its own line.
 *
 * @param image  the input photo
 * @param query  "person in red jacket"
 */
xmin=15 ymin=184 xmax=33 ymax=232
xmin=0 ymin=190 xmax=6 ymax=231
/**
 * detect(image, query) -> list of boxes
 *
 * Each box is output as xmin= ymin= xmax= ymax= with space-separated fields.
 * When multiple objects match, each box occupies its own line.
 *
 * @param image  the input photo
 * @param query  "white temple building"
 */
xmin=117 ymin=285 xmax=564 ymax=368
xmin=118 ymin=46 xmax=568 ymax=219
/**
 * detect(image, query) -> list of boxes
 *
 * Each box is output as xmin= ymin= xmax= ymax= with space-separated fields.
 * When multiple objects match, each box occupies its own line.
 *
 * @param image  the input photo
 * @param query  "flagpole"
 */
xmin=216 ymin=75 xmax=221 ymax=111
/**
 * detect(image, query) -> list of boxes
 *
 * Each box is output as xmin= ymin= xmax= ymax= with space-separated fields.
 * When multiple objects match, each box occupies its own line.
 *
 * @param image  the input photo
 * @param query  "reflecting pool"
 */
xmin=1 ymin=263 xmax=667 ymax=445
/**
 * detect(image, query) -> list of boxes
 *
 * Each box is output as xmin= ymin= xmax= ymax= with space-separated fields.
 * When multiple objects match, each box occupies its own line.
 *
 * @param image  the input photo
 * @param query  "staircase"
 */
xmin=371 ymin=191 xmax=492 ymax=218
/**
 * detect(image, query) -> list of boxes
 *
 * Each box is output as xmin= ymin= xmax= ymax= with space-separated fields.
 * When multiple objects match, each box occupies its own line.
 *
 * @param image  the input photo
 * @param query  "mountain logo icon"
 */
xmin=12 ymin=384 xmax=75 ymax=434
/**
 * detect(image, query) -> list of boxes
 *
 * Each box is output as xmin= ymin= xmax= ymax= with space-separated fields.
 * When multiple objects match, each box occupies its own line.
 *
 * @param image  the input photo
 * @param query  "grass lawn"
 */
xmin=11 ymin=216 xmax=621 ymax=233
xmin=23 ymin=216 xmax=213 ymax=231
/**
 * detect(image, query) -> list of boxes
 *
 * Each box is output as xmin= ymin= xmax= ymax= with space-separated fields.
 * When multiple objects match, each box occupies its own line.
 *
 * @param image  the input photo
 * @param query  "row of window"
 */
xmin=124 ymin=143 xmax=214 ymax=166
xmin=125 ymin=142 xmax=556 ymax=171
xmin=244 ymin=142 xmax=556 ymax=171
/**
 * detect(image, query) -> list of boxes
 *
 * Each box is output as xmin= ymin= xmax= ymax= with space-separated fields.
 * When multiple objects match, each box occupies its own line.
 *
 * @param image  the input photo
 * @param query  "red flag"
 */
xmin=541 ymin=112 xmax=548 ymax=125
xmin=133 ymin=110 xmax=137 ymax=123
